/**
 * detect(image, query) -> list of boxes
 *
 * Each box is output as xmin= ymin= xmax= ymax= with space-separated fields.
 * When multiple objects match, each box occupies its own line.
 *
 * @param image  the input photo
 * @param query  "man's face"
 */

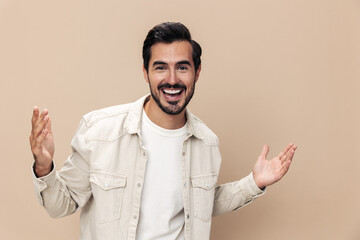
xmin=143 ymin=41 xmax=201 ymax=115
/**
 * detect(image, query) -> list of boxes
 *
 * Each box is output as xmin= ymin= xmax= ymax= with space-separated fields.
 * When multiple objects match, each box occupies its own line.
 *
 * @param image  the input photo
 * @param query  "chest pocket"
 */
xmin=191 ymin=173 xmax=217 ymax=221
xmin=90 ymin=171 xmax=127 ymax=223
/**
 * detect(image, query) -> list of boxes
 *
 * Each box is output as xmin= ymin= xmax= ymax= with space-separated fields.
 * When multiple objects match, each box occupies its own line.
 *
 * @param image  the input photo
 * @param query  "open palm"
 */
xmin=253 ymin=143 xmax=297 ymax=189
xmin=29 ymin=107 xmax=55 ymax=176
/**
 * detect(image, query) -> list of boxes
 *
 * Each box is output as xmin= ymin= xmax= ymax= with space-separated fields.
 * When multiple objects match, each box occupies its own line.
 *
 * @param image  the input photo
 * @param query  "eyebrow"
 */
xmin=177 ymin=60 xmax=191 ymax=66
xmin=152 ymin=60 xmax=192 ymax=67
xmin=152 ymin=61 xmax=167 ymax=67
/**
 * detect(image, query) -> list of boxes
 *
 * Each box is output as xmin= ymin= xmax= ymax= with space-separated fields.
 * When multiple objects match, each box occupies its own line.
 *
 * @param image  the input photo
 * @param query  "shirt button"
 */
xmin=183 ymin=183 xmax=187 ymax=188
xmin=182 ymin=151 xmax=185 ymax=156
xmin=133 ymin=215 xmax=137 ymax=219
xmin=187 ymin=214 xmax=190 ymax=219
xmin=137 ymin=183 xmax=141 ymax=187
xmin=142 ymin=152 xmax=146 ymax=156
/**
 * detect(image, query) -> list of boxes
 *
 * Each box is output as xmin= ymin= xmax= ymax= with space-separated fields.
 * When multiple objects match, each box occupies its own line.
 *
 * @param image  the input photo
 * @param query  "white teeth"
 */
xmin=163 ymin=89 xmax=182 ymax=94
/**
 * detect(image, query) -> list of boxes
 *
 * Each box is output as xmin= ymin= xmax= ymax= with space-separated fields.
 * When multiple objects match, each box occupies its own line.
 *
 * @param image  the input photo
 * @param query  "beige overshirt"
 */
xmin=31 ymin=95 xmax=265 ymax=240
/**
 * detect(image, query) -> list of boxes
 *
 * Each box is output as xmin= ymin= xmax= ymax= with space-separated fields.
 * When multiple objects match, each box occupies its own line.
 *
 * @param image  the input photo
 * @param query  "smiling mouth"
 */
xmin=162 ymin=88 xmax=183 ymax=95
xmin=159 ymin=87 xmax=185 ymax=102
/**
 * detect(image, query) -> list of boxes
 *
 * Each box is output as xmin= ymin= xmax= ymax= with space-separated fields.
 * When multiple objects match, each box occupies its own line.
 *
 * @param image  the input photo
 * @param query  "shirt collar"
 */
xmin=124 ymin=94 xmax=205 ymax=141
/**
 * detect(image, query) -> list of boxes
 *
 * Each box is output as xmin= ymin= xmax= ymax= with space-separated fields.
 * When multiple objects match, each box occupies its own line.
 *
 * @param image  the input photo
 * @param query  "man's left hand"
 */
xmin=253 ymin=143 xmax=297 ymax=189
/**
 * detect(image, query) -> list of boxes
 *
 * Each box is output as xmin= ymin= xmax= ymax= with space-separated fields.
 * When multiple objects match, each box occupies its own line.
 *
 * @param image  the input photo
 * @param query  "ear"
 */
xmin=195 ymin=64 xmax=201 ymax=83
xmin=143 ymin=65 xmax=149 ymax=83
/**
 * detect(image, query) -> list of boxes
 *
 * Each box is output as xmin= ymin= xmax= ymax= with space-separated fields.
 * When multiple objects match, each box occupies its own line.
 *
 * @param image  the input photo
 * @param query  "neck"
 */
xmin=143 ymin=97 xmax=186 ymax=130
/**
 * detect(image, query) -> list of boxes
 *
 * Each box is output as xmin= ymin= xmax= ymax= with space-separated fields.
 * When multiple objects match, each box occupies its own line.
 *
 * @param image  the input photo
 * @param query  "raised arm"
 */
xmin=213 ymin=143 xmax=297 ymax=216
xmin=29 ymin=107 xmax=92 ymax=218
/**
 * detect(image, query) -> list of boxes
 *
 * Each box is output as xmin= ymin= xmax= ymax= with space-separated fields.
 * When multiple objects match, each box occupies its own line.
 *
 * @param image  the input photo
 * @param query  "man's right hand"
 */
xmin=30 ymin=106 xmax=55 ymax=177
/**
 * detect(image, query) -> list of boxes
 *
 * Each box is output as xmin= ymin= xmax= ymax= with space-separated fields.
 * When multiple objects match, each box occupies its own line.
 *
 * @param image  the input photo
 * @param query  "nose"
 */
xmin=167 ymin=67 xmax=179 ymax=85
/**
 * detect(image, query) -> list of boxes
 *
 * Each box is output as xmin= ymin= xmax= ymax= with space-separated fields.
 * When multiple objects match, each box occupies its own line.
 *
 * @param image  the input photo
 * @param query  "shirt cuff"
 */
xmin=31 ymin=162 xmax=57 ymax=206
xmin=247 ymin=172 xmax=266 ymax=196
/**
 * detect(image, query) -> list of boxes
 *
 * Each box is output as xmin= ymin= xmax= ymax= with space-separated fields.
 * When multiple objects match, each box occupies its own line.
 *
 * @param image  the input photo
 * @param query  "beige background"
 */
xmin=0 ymin=0 xmax=359 ymax=239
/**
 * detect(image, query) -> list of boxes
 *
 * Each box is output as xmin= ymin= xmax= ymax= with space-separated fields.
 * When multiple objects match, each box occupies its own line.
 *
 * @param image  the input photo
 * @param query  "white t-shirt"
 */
xmin=136 ymin=110 xmax=187 ymax=240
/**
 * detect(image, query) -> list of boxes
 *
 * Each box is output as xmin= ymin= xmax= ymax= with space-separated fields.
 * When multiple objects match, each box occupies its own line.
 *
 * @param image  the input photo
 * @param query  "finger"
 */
xmin=34 ymin=108 xmax=48 ymax=131
xmin=278 ymin=143 xmax=294 ymax=159
xmin=281 ymin=147 xmax=296 ymax=165
xmin=45 ymin=117 xmax=52 ymax=134
xmin=287 ymin=146 xmax=297 ymax=161
xmin=32 ymin=114 xmax=50 ymax=139
xmin=281 ymin=158 xmax=293 ymax=175
xmin=32 ymin=128 xmax=48 ymax=155
xmin=259 ymin=144 xmax=270 ymax=160
xmin=31 ymin=106 xmax=39 ymax=128
xmin=278 ymin=143 xmax=294 ymax=161
xmin=29 ymin=133 xmax=33 ymax=145
xmin=36 ymin=128 xmax=48 ymax=144
xmin=38 ymin=109 xmax=49 ymax=123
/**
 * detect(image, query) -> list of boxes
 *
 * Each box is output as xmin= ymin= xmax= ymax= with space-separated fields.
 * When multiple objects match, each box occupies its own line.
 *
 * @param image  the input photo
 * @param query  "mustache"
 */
xmin=158 ymin=83 xmax=186 ymax=90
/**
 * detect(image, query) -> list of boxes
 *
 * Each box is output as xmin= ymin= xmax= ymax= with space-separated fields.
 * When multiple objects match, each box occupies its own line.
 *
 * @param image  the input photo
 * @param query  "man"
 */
xmin=30 ymin=22 xmax=297 ymax=240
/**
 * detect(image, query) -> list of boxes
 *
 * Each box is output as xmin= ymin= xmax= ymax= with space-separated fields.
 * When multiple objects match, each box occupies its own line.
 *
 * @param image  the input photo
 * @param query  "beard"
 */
xmin=148 ymin=79 xmax=196 ymax=115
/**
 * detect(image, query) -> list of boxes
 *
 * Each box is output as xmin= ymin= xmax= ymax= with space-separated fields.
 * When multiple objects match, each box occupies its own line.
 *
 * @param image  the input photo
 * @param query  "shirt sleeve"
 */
xmin=31 ymin=118 xmax=92 ymax=218
xmin=212 ymin=172 xmax=265 ymax=217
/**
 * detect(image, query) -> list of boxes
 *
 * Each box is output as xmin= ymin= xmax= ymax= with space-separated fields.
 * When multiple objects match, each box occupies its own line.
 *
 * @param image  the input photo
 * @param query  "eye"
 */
xmin=178 ymin=65 xmax=188 ymax=71
xmin=154 ymin=65 xmax=167 ymax=71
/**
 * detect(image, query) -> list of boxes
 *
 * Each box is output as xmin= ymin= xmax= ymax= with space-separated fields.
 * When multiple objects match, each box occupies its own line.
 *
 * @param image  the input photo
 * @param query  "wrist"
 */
xmin=252 ymin=172 xmax=266 ymax=190
xmin=34 ymin=161 xmax=53 ymax=178
xmin=256 ymin=182 xmax=266 ymax=190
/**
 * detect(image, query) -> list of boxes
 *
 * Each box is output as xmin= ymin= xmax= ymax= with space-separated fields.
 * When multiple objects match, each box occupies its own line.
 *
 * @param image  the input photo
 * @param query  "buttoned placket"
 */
xmin=182 ymin=132 xmax=193 ymax=240
xmin=128 ymin=131 xmax=148 ymax=240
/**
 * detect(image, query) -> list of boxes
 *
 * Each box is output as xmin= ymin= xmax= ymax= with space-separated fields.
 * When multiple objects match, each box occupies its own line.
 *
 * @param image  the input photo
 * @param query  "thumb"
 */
xmin=258 ymin=144 xmax=269 ymax=160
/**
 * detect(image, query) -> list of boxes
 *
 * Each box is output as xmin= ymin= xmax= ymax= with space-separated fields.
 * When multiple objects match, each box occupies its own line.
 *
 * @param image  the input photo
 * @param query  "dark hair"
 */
xmin=142 ymin=22 xmax=202 ymax=73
